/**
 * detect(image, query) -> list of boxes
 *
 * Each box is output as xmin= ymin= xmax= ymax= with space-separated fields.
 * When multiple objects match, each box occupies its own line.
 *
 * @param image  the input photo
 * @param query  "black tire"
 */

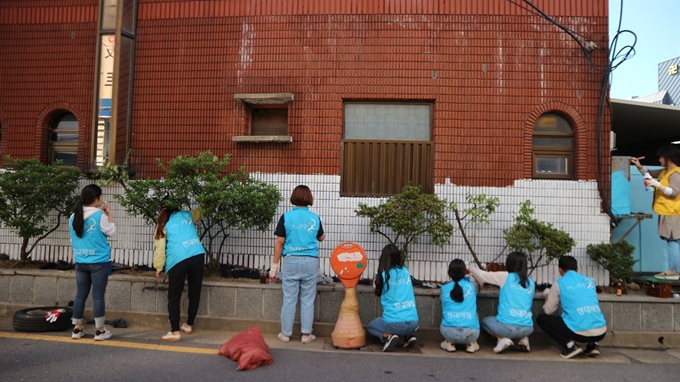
xmin=13 ymin=306 xmax=73 ymax=332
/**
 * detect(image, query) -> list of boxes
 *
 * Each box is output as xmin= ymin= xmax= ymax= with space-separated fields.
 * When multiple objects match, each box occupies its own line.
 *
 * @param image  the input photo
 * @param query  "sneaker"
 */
xmin=71 ymin=328 xmax=84 ymax=339
xmin=180 ymin=323 xmax=192 ymax=334
xmin=654 ymin=269 xmax=680 ymax=280
xmin=402 ymin=336 xmax=417 ymax=349
xmin=561 ymin=344 xmax=583 ymax=359
xmin=493 ymin=337 xmax=514 ymax=354
xmin=94 ymin=329 xmax=112 ymax=341
xmin=440 ymin=340 xmax=456 ymax=352
xmin=517 ymin=337 xmax=531 ymax=352
xmin=277 ymin=332 xmax=290 ymax=343
xmin=466 ymin=341 xmax=480 ymax=353
xmin=301 ymin=334 xmax=316 ymax=344
xmin=382 ymin=334 xmax=401 ymax=352
xmin=584 ymin=342 xmax=600 ymax=357
xmin=161 ymin=331 xmax=181 ymax=342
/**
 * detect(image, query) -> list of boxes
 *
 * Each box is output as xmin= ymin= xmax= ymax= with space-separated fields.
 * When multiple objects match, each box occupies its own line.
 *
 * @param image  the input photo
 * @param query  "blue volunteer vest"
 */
xmin=497 ymin=272 xmax=535 ymax=327
xmin=164 ymin=211 xmax=205 ymax=273
xmin=381 ymin=267 xmax=419 ymax=323
xmin=282 ymin=207 xmax=321 ymax=257
xmin=557 ymin=271 xmax=606 ymax=332
xmin=69 ymin=211 xmax=111 ymax=264
xmin=440 ymin=280 xmax=479 ymax=329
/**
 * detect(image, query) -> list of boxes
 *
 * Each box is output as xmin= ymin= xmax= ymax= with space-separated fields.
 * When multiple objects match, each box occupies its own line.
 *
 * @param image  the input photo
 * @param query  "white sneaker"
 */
xmin=277 ymin=332 xmax=290 ymax=343
xmin=180 ymin=323 xmax=192 ymax=334
xmin=517 ymin=337 xmax=531 ymax=352
xmin=466 ymin=341 xmax=480 ymax=353
xmin=493 ymin=337 xmax=514 ymax=354
xmin=301 ymin=334 xmax=316 ymax=344
xmin=654 ymin=269 xmax=680 ymax=280
xmin=161 ymin=331 xmax=181 ymax=342
xmin=94 ymin=329 xmax=112 ymax=341
xmin=71 ymin=328 xmax=84 ymax=339
xmin=440 ymin=340 xmax=456 ymax=352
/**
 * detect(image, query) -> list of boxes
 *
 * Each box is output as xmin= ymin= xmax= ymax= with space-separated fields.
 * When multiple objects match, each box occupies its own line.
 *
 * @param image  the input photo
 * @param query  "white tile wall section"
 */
xmin=0 ymin=175 xmax=612 ymax=284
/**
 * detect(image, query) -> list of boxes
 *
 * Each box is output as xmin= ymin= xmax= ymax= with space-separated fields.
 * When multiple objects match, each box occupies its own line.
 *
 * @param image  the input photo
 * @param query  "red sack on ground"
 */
xmin=218 ymin=326 xmax=273 ymax=370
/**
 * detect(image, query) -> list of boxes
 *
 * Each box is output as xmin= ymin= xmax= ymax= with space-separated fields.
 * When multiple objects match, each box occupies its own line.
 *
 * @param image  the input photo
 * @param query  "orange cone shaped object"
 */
xmin=330 ymin=242 xmax=367 ymax=348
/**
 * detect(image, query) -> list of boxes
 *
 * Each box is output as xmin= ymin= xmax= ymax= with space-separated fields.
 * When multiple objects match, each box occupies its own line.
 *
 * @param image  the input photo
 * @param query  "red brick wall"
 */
xmin=0 ymin=0 xmax=610 ymax=187
xmin=0 ymin=0 xmax=98 ymax=167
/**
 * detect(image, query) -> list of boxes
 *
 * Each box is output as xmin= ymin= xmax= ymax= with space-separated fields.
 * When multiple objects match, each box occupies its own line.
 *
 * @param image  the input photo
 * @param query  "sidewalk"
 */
xmin=2 ymin=316 xmax=679 ymax=364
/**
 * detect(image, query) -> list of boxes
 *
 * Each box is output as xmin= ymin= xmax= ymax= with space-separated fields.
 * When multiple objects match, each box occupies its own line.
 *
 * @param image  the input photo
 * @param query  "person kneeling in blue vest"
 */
xmin=537 ymin=256 xmax=607 ymax=359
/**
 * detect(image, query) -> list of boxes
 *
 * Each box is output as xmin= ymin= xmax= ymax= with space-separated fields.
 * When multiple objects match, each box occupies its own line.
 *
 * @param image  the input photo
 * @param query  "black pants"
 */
xmin=537 ymin=313 xmax=606 ymax=348
xmin=167 ymin=254 xmax=205 ymax=332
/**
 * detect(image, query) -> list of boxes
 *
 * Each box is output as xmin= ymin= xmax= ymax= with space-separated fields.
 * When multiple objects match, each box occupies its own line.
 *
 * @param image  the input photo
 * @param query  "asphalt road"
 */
xmin=2 ymin=335 xmax=679 ymax=382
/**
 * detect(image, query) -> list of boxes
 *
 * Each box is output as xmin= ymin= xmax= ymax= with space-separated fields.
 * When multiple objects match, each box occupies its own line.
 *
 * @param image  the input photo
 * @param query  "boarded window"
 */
xmin=251 ymin=106 xmax=288 ymax=136
xmin=342 ymin=103 xmax=433 ymax=196
xmin=532 ymin=113 xmax=574 ymax=179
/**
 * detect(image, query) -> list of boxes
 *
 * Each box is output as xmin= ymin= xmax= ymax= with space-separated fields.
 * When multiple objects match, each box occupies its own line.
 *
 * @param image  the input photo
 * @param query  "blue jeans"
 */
xmin=72 ymin=262 xmax=109 ymax=328
xmin=664 ymin=238 xmax=680 ymax=272
xmin=440 ymin=325 xmax=480 ymax=344
xmin=481 ymin=316 xmax=533 ymax=340
xmin=366 ymin=318 xmax=419 ymax=341
xmin=281 ymin=256 xmax=318 ymax=336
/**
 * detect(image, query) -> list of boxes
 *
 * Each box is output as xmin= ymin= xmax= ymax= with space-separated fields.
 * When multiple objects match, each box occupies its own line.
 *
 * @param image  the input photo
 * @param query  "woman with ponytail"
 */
xmin=69 ymin=184 xmax=116 ymax=341
xmin=439 ymin=259 xmax=480 ymax=353
xmin=367 ymin=244 xmax=419 ymax=352
xmin=469 ymin=251 xmax=536 ymax=354
xmin=153 ymin=200 xmax=205 ymax=342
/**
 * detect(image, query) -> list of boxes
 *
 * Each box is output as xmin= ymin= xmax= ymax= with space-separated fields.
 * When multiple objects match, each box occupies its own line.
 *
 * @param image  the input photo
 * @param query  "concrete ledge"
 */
xmin=2 ymin=269 xmax=680 ymax=349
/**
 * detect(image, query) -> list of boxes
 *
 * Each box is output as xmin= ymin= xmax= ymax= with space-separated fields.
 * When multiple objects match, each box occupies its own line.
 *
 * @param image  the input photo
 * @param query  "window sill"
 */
xmin=232 ymin=135 xmax=293 ymax=143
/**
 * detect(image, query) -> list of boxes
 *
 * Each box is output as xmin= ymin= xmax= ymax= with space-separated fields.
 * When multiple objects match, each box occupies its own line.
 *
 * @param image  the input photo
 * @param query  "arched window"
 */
xmin=532 ymin=113 xmax=574 ymax=179
xmin=48 ymin=113 xmax=78 ymax=166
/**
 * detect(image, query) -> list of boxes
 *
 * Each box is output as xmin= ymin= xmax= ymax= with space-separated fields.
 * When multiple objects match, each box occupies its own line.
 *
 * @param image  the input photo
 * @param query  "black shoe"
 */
xmin=584 ymin=342 xmax=600 ymax=357
xmin=402 ymin=336 xmax=417 ymax=349
xmin=382 ymin=334 xmax=401 ymax=352
xmin=561 ymin=344 xmax=583 ymax=359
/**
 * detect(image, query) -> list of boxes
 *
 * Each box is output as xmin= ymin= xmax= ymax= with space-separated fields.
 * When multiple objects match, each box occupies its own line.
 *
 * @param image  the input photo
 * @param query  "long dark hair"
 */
xmin=657 ymin=145 xmax=680 ymax=167
xmin=72 ymin=184 xmax=103 ymax=238
xmin=374 ymin=244 xmax=404 ymax=297
xmin=155 ymin=200 xmax=178 ymax=240
xmin=448 ymin=259 xmax=467 ymax=303
xmin=506 ymin=251 xmax=529 ymax=289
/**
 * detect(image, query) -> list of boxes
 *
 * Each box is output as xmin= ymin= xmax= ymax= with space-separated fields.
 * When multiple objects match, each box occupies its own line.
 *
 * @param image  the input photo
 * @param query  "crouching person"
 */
xmin=440 ymin=259 xmax=480 ymax=353
xmin=537 ymin=256 xmax=607 ymax=359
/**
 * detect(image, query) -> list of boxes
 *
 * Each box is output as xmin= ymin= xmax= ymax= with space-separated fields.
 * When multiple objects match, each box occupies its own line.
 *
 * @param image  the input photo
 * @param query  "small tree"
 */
xmin=587 ymin=241 xmax=637 ymax=281
xmin=95 ymin=151 xmax=280 ymax=266
xmin=0 ymin=158 xmax=82 ymax=261
xmin=451 ymin=193 xmax=500 ymax=268
xmin=504 ymin=200 xmax=575 ymax=275
xmin=355 ymin=185 xmax=454 ymax=258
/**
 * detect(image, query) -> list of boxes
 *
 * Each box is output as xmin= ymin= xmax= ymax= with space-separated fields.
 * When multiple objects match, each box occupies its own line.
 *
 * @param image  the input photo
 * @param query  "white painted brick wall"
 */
xmin=0 ymin=175 xmax=611 ymax=284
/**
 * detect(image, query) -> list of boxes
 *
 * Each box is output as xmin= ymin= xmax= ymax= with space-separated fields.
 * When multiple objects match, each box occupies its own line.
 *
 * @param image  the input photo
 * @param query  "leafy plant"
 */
xmin=94 ymin=151 xmax=281 ymax=263
xmin=0 ymin=158 xmax=82 ymax=261
xmin=355 ymin=185 xmax=454 ymax=258
xmin=451 ymin=193 xmax=500 ymax=268
xmin=587 ymin=241 xmax=637 ymax=280
xmin=504 ymin=200 xmax=575 ymax=275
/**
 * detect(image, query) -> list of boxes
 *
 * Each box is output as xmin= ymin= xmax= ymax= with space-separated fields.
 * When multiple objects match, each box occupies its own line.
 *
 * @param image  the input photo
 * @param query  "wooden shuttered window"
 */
xmin=341 ymin=140 xmax=433 ymax=197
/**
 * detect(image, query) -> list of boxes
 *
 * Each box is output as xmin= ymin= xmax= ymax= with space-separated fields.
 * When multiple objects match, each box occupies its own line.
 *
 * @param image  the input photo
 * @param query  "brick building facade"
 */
xmin=0 ymin=0 xmax=613 ymax=283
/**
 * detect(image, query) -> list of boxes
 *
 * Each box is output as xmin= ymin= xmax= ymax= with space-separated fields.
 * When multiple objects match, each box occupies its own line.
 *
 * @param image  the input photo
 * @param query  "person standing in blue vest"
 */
xmin=537 ymin=256 xmax=607 ymax=359
xmin=439 ymin=259 xmax=480 ymax=353
xmin=154 ymin=200 xmax=205 ymax=342
xmin=469 ymin=251 xmax=535 ymax=354
xmin=69 ymin=184 xmax=116 ymax=341
xmin=367 ymin=244 xmax=419 ymax=352
xmin=269 ymin=185 xmax=325 ymax=344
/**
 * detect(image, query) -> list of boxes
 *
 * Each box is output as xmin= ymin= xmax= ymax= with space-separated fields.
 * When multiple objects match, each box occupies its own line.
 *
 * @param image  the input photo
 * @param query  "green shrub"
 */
xmin=587 ymin=241 xmax=637 ymax=280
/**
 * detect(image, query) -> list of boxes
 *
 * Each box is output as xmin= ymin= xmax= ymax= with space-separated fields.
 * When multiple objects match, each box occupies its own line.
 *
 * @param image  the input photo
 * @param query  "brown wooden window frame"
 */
xmin=249 ymin=104 xmax=288 ymax=136
xmin=532 ymin=113 xmax=574 ymax=180
xmin=341 ymin=102 xmax=434 ymax=197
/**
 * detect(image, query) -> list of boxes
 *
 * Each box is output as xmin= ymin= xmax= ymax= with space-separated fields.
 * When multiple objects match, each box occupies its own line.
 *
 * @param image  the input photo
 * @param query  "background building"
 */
xmin=0 ymin=0 xmax=613 ymax=283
